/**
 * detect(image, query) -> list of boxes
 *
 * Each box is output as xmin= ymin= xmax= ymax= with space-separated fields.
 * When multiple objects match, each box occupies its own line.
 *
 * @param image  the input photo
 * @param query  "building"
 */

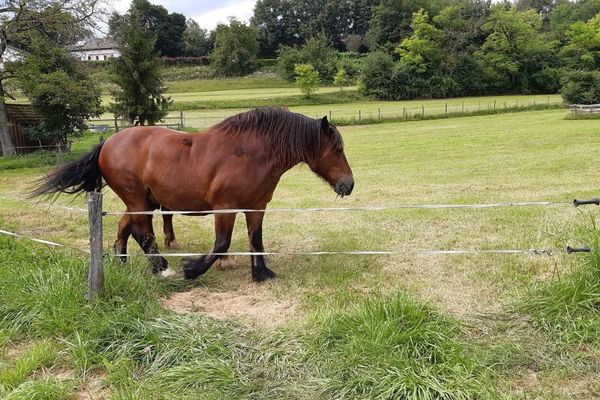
xmin=0 ymin=45 xmax=26 ymax=70
xmin=70 ymin=38 xmax=120 ymax=61
xmin=0 ymin=104 xmax=58 ymax=156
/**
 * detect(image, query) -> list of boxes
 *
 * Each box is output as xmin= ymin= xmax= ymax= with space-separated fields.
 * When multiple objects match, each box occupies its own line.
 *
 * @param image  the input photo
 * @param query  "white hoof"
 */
xmin=160 ymin=268 xmax=177 ymax=278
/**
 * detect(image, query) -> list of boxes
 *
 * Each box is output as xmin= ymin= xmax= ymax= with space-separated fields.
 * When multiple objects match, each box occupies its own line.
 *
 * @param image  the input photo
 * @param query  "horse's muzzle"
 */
xmin=334 ymin=176 xmax=354 ymax=196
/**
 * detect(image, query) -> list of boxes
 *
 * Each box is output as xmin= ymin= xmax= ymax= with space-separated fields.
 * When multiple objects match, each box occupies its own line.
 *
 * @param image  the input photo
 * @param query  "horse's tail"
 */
xmin=31 ymin=141 xmax=105 ymax=198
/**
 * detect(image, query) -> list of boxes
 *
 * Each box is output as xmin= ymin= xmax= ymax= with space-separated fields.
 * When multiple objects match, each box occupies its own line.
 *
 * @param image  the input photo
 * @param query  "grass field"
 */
xmin=1 ymin=109 xmax=600 ymax=398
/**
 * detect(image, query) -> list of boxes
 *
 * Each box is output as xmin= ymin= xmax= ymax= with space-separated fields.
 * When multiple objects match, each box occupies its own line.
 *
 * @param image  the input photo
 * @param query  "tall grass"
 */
xmin=313 ymin=295 xmax=498 ymax=399
xmin=518 ymin=238 xmax=600 ymax=343
xmin=0 ymin=236 xmax=499 ymax=398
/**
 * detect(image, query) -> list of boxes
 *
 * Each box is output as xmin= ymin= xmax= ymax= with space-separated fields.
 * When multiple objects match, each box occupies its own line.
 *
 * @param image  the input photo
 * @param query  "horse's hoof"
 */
xmin=159 ymin=267 xmax=177 ymax=278
xmin=252 ymin=267 xmax=277 ymax=283
xmin=215 ymin=257 xmax=235 ymax=271
xmin=182 ymin=258 xmax=209 ymax=280
xmin=165 ymin=239 xmax=181 ymax=249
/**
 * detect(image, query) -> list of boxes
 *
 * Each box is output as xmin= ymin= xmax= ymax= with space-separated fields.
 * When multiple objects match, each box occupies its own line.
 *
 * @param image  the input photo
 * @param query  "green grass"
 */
xmin=2 ymin=108 xmax=600 ymax=397
xmin=165 ymin=74 xmax=293 ymax=93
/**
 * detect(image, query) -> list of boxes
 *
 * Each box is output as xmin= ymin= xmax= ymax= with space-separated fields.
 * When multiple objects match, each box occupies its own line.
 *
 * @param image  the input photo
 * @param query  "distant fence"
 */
xmin=88 ymin=111 xmax=186 ymax=133
xmin=181 ymin=96 xmax=563 ymax=129
xmin=569 ymin=104 xmax=600 ymax=115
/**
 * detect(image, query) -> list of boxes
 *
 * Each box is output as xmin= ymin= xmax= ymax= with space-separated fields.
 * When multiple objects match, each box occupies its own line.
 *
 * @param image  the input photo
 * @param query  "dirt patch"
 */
xmin=75 ymin=370 xmax=109 ymax=400
xmin=163 ymin=286 xmax=297 ymax=327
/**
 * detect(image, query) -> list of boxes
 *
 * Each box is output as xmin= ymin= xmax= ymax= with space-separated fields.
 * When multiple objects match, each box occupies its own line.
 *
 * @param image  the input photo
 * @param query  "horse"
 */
xmin=32 ymin=107 xmax=354 ymax=282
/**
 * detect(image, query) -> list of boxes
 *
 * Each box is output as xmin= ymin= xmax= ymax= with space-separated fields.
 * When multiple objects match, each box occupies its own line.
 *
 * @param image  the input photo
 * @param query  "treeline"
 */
xmin=113 ymin=0 xmax=600 ymax=103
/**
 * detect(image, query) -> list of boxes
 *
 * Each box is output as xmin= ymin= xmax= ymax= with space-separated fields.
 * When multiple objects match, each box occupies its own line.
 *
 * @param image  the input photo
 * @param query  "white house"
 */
xmin=70 ymin=38 xmax=120 ymax=61
xmin=0 ymin=45 xmax=26 ymax=70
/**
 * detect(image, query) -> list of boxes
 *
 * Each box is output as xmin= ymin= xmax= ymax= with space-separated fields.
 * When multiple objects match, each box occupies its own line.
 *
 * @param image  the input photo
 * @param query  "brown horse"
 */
xmin=33 ymin=108 xmax=354 ymax=282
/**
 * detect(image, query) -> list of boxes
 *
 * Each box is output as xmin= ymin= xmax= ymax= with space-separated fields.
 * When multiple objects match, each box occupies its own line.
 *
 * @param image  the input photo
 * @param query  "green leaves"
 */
xmin=294 ymin=63 xmax=320 ymax=98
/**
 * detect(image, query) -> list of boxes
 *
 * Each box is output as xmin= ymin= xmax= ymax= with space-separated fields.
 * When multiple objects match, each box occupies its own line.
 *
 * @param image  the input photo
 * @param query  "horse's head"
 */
xmin=310 ymin=116 xmax=354 ymax=197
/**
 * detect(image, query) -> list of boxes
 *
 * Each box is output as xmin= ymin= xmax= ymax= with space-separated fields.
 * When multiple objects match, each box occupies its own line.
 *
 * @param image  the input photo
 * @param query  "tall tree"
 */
xmin=16 ymin=42 xmax=102 ymax=144
xmin=560 ymin=12 xmax=600 ymax=69
xmin=252 ymin=0 xmax=303 ymax=57
xmin=367 ymin=0 xmax=448 ymax=49
xmin=475 ymin=5 xmax=558 ymax=92
xmin=0 ymin=0 xmax=100 ymax=155
xmin=110 ymin=0 xmax=170 ymax=126
xmin=211 ymin=18 xmax=259 ymax=76
xmin=109 ymin=0 xmax=186 ymax=57
xmin=183 ymin=19 xmax=211 ymax=57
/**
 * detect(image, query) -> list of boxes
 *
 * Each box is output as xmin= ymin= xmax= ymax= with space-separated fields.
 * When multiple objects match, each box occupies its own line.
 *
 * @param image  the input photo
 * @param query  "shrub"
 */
xmin=359 ymin=51 xmax=395 ymax=99
xmin=333 ymin=68 xmax=351 ymax=91
xmin=294 ymin=63 xmax=320 ymax=98
xmin=277 ymin=35 xmax=338 ymax=83
xmin=161 ymin=56 xmax=210 ymax=66
xmin=561 ymin=70 xmax=600 ymax=104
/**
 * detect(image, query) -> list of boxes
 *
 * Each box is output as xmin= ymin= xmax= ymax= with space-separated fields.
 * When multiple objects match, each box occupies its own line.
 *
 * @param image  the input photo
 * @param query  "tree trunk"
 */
xmin=0 ymin=92 xmax=15 ymax=156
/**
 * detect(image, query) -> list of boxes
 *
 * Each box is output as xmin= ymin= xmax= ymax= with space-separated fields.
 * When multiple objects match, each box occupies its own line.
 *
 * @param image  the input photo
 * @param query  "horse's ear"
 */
xmin=282 ymin=105 xmax=289 ymax=112
xmin=321 ymin=116 xmax=329 ymax=133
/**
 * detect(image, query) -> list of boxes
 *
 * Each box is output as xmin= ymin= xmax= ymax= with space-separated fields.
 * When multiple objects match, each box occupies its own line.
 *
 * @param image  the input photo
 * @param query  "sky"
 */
xmin=111 ymin=0 xmax=257 ymax=31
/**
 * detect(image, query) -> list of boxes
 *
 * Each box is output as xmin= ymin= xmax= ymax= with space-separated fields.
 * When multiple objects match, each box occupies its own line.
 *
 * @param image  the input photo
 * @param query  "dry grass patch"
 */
xmin=163 ymin=285 xmax=298 ymax=328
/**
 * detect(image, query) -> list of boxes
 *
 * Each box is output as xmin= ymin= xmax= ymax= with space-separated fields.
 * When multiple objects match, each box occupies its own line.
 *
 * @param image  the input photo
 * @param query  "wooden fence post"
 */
xmin=378 ymin=108 xmax=381 ymax=120
xmin=358 ymin=110 xmax=361 ymax=121
xmin=86 ymin=191 xmax=104 ymax=300
xmin=493 ymin=100 xmax=496 ymax=110
xmin=179 ymin=111 xmax=185 ymax=129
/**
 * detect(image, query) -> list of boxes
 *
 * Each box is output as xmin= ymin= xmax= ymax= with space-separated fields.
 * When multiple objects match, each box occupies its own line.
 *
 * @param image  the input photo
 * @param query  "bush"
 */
xmin=161 ymin=56 xmax=210 ymax=66
xmin=359 ymin=51 xmax=395 ymax=99
xmin=561 ymin=70 xmax=600 ymax=104
xmin=277 ymin=36 xmax=338 ymax=83
xmin=294 ymin=63 xmax=320 ymax=97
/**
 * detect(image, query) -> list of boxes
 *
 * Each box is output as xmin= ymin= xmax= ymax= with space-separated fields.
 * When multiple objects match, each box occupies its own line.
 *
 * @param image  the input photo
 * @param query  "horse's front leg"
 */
xmin=245 ymin=211 xmax=276 ymax=282
xmin=182 ymin=213 xmax=236 ymax=280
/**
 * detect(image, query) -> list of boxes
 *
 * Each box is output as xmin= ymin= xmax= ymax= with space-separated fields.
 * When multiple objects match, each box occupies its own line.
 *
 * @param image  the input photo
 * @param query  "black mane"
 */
xmin=212 ymin=107 xmax=343 ymax=168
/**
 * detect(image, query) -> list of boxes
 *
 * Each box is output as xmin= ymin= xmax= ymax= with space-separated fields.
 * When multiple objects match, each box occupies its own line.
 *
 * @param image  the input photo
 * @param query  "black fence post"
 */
xmin=86 ymin=191 xmax=104 ymax=300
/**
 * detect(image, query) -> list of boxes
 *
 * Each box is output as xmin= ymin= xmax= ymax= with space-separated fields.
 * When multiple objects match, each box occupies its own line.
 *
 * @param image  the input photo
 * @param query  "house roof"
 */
xmin=5 ymin=103 xmax=43 ymax=125
xmin=70 ymin=37 xmax=118 ymax=51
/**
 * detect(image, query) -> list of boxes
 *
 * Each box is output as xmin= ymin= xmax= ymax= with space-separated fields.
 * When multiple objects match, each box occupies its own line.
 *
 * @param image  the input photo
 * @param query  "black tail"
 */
xmin=31 ymin=141 xmax=105 ymax=198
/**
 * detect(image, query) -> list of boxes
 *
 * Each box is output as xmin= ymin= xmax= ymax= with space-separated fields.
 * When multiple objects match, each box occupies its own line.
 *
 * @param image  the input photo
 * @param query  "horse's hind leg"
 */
xmin=130 ymin=213 xmax=171 ymax=276
xmin=114 ymin=214 xmax=131 ymax=263
xmin=182 ymin=213 xmax=236 ymax=279
xmin=162 ymin=211 xmax=181 ymax=249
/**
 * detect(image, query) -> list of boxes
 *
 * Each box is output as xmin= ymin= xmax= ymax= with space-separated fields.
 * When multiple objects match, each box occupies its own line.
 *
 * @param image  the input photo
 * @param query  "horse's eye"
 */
xmin=335 ymin=148 xmax=343 ymax=155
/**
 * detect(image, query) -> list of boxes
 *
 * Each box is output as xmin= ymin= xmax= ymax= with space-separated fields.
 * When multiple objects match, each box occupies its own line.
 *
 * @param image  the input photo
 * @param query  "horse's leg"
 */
xmin=245 ymin=212 xmax=276 ymax=282
xmin=162 ymin=212 xmax=181 ymax=249
xmin=130 ymin=213 xmax=171 ymax=276
xmin=114 ymin=214 xmax=131 ymax=263
xmin=182 ymin=213 xmax=236 ymax=280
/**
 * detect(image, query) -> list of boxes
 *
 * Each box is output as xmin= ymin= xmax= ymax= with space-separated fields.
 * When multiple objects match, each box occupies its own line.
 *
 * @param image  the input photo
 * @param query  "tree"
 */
xmin=0 ymin=0 xmax=101 ymax=155
xmin=251 ymin=0 xmax=303 ymax=57
xmin=109 ymin=0 xmax=186 ymax=57
xmin=367 ymin=0 xmax=447 ymax=49
xmin=334 ymin=68 xmax=351 ymax=91
xmin=396 ymin=9 xmax=442 ymax=73
xmin=110 ymin=1 xmax=170 ymax=126
xmin=211 ymin=18 xmax=259 ymax=76
xmin=16 ymin=43 xmax=102 ymax=144
xmin=475 ymin=6 xmax=558 ymax=93
xmin=560 ymin=13 xmax=600 ymax=70
xmin=183 ymin=19 xmax=211 ymax=57
xmin=294 ymin=64 xmax=320 ymax=97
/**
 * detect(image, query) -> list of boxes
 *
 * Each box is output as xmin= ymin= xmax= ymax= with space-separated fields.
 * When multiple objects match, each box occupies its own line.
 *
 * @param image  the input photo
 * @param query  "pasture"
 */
xmin=1 ymin=108 xmax=600 ymax=398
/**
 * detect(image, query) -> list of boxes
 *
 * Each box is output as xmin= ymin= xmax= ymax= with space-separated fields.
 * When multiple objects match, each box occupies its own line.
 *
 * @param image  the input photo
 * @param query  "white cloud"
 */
xmin=192 ymin=1 xmax=256 ymax=30
xmin=108 ymin=0 xmax=257 ymax=30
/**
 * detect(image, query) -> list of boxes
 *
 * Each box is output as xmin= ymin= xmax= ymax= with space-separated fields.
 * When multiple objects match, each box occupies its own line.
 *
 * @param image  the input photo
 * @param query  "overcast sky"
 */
xmin=111 ymin=0 xmax=257 ymax=31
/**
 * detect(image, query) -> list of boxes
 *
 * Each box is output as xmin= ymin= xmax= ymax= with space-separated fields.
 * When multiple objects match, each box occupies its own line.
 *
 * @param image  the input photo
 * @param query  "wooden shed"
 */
xmin=0 ymin=103 xmax=55 ymax=156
